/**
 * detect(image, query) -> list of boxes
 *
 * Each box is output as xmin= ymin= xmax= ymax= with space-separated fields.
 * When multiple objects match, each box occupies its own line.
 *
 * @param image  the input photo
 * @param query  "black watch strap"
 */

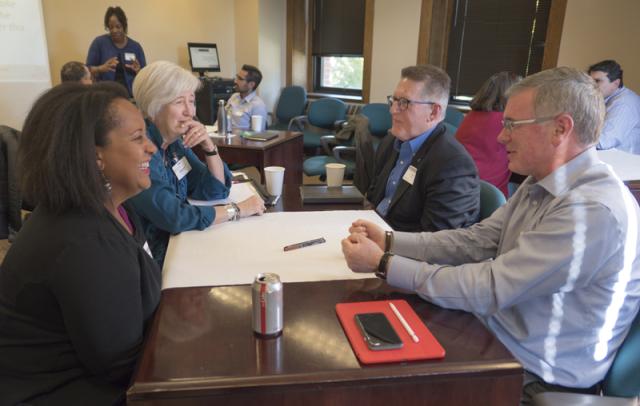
xmin=384 ymin=231 xmax=393 ymax=252
xmin=375 ymin=252 xmax=393 ymax=280
xmin=204 ymin=145 xmax=218 ymax=156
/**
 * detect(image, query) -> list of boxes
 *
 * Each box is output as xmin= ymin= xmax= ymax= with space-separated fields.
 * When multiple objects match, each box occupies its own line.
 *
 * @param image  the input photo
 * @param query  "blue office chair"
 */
xmin=442 ymin=121 xmax=458 ymax=136
xmin=268 ymin=85 xmax=307 ymax=131
xmin=302 ymin=103 xmax=391 ymax=182
xmin=532 ymin=308 xmax=640 ymax=406
xmin=479 ymin=180 xmax=506 ymax=220
xmin=289 ymin=97 xmax=347 ymax=150
xmin=445 ymin=106 xmax=465 ymax=128
xmin=360 ymin=103 xmax=392 ymax=136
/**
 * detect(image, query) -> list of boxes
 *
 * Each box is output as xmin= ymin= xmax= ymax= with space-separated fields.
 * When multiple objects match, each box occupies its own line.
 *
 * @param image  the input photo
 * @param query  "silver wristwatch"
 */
xmin=225 ymin=202 xmax=241 ymax=221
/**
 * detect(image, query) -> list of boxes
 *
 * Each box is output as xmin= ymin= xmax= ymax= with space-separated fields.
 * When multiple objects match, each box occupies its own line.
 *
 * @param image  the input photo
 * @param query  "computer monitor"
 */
xmin=187 ymin=42 xmax=221 ymax=75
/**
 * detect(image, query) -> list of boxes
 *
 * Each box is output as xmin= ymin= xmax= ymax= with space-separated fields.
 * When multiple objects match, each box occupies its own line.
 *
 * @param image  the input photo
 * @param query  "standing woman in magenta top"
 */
xmin=455 ymin=72 xmax=521 ymax=197
xmin=86 ymin=6 xmax=146 ymax=97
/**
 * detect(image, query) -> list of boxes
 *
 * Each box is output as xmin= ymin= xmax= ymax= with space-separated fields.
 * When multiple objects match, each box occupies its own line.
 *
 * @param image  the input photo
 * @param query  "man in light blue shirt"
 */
xmin=226 ymin=64 xmax=268 ymax=131
xmin=588 ymin=60 xmax=640 ymax=154
xmin=342 ymin=67 xmax=640 ymax=404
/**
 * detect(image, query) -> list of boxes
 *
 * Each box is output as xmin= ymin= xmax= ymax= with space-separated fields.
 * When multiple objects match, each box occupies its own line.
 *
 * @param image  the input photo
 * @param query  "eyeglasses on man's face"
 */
xmin=236 ymin=75 xmax=248 ymax=82
xmin=387 ymin=95 xmax=436 ymax=112
xmin=501 ymin=116 xmax=556 ymax=132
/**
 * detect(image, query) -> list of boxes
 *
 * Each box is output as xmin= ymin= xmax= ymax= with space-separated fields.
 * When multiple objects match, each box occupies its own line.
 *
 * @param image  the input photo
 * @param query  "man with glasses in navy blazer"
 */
xmin=367 ymin=65 xmax=479 ymax=232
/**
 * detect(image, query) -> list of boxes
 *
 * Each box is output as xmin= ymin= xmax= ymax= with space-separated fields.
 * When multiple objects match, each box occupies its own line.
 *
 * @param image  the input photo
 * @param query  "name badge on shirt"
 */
xmin=402 ymin=165 xmax=417 ymax=185
xmin=124 ymin=52 xmax=136 ymax=62
xmin=172 ymin=157 xmax=192 ymax=181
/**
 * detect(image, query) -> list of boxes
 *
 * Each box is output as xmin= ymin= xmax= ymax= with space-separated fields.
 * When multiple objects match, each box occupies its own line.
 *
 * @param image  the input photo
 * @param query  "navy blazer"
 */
xmin=367 ymin=122 xmax=480 ymax=232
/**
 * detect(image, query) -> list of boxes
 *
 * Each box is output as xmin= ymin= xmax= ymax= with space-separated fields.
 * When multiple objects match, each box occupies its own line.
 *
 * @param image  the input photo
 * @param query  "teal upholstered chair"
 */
xmin=360 ymin=103 xmax=392 ymax=138
xmin=532 ymin=308 xmax=640 ymax=406
xmin=479 ymin=180 xmax=506 ymax=220
xmin=302 ymin=103 xmax=391 ymax=181
xmin=289 ymin=97 xmax=347 ymax=150
xmin=268 ymin=85 xmax=307 ymax=131
xmin=442 ymin=121 xmax=458 ymax=136
xmin=445 ymin=106 xmax=465 ymax=128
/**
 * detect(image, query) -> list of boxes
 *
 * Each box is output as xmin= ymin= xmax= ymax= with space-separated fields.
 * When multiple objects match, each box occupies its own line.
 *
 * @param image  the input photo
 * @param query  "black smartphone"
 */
xmin=354 ymin=312 xmax=403 ymax=351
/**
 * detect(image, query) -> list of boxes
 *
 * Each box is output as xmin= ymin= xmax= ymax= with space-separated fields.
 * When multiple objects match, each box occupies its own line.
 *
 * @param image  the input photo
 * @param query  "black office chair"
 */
xmin=0 ymin=125 xmax=23 ymax=241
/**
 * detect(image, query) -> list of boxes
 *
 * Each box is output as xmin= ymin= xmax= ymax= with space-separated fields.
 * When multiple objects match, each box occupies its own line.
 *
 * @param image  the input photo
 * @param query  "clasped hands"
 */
xmin=179 ymin=120 xmax=267 ymax=218
xmin=341 ymin=219 xmax=386 ymax=274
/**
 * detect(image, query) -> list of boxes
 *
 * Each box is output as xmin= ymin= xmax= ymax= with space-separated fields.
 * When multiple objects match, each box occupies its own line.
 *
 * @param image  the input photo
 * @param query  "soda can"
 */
xmin=252 ymin=273 xmax=283 ymax=337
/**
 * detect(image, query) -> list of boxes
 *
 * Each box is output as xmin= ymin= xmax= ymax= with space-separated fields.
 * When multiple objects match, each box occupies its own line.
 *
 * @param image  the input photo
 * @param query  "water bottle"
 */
xmin=217 ymin=99 xmax=227 ymax=136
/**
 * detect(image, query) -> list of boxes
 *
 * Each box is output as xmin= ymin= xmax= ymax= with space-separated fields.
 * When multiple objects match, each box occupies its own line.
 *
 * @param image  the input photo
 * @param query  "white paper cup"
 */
xmin=325 ymin=163 xmax=346 ymax=187
xmin=251 ymin=115 xmax=264 ymax=132
xmin=264 ymin=166 xmax=285 ymax=196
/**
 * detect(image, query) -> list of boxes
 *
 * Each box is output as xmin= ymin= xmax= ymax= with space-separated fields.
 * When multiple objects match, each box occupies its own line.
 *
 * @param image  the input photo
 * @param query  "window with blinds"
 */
xmin=311 ymin=0 xmax=366 ymax=96
xmin=446 ymin=0 xmax=552 ymax=102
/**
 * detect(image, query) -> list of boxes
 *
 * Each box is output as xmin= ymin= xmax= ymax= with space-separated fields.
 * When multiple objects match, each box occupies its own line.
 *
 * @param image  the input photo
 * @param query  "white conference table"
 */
xmin=597 ymin=149 xmax=640 ymax=181
xmin=162 ymin=209 xmax=390 ymax=289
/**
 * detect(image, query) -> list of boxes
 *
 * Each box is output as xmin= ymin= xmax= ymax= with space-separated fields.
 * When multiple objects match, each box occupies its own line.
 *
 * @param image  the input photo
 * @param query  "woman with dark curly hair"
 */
xmin=0 ymin=82 xmax=160 ymax=404
xmin=86 ymin=6 xmax=146 ymax=96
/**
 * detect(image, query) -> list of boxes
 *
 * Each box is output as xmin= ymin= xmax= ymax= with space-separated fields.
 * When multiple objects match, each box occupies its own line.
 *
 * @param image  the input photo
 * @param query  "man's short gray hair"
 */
xmin=133 ymin=61 xmax=201 ymax=120
xmin=506 ymin=67 xmax=605 ymax=145
xmin=401 ymin=65 xmax=450 ymax=111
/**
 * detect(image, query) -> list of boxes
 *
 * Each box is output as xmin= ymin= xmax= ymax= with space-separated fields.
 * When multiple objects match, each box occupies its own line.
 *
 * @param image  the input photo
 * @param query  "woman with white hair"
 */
xmin=130 ymin=61 xmax=264 ymax=266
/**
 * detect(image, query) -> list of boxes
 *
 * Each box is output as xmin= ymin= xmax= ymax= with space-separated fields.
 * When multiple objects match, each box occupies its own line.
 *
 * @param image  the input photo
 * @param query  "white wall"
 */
xmin=234 ymin=0 xmax=260 ymax=69
xmin=43 ymin=0 xmax=238 ymax=83
xmin=258 ymin=0 xmax=286 ymax=111
xmin=557 ymin=0 xmax=640 ymax=92
xmin=0 ymin=0 xmax=51 ymax=130
xmin=233 ymin=0 xmax=286 ymax=113
xmin=369 ymin=0 xmax=422 ymax=103
xmin=6 ymin=0 xmax=638 ymax=130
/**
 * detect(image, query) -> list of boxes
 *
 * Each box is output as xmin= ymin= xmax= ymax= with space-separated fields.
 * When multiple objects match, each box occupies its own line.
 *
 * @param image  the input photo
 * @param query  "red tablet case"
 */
xmin=336 ymin=299 xmax=445 ymax=364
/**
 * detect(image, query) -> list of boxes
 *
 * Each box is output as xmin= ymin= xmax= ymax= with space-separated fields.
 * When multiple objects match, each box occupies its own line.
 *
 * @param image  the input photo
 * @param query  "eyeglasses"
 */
xmin=501 ymin=116 xmax=556 ymax=132
xmin=236 ymin=75 xmax=248 ymax=82
xmin=387 ymin=95 xmax=436 ymax=111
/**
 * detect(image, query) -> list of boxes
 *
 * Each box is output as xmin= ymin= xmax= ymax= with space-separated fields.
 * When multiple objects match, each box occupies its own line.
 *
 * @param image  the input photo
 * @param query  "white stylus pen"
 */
xmin=389 ymin=302 xmax=419 ymax=343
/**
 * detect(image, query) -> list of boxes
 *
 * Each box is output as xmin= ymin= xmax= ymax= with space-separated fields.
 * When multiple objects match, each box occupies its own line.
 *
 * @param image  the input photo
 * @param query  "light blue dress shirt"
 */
xmin=597 ymin=86 xmax=640 ymax=154
xmin=227 ymin=91 xmax=268 ymax=131
xmin=386 ymin=147 xmax=640 ymax=388
xmin=376 ymin=128 xmax=435 ymax=216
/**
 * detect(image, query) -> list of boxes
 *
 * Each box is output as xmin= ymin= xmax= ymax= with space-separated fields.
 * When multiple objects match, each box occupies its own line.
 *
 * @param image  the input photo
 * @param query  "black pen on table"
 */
xmin=283 ymin=237 xmax=326 ymax=252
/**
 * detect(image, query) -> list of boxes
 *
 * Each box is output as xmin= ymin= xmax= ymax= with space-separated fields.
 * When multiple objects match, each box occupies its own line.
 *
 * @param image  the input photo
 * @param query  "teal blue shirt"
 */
xmin=129 ymin=122 xmax=231 ymax=266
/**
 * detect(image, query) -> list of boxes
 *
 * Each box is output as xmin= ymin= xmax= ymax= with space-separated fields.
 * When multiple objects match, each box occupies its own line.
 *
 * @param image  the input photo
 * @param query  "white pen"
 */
xmin=389 ymin=302 xmax=419 ymax=343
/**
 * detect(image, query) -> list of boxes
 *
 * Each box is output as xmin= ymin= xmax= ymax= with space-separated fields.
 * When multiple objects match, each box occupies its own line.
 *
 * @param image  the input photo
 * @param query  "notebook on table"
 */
xmin=240 ymin=130 xmax=280 ymax=141
xmin=336 ymin=299 xmax=445 ymax=365
xmin=300 ymin=185 xmax=364 ymax=204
